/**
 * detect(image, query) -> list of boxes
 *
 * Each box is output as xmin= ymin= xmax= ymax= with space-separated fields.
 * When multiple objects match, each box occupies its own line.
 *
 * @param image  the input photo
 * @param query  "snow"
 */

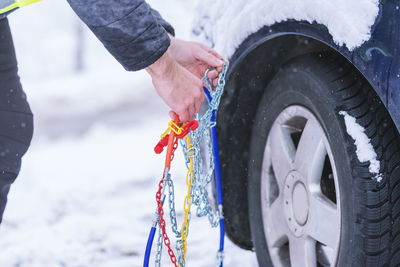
xmin=0 ymin=122 xmax=256 ymax=266
xmin=0 ymin=0 xmax=258 ymax=266
xmin=339 ymin=111 xmax=382 ymax=182
xmin=193 ymin=0 xmax=380 ymax=57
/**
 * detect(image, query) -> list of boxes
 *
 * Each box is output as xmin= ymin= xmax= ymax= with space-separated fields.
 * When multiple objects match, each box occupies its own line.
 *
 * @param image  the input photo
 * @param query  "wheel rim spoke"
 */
xmin=294 ymin=119 xmax=325 ymax=179
xmin=308 ymin=194 xmax=340 ymax=248
xmin=289 ymin=237 xmax=317 ymax=267
xmin=307 ymin=144 xmax=327 ymax=187
xmin=264 ymin=196 xmax=288 ymax=247
xmin=266 ymin=123 xmax=295 ymax=189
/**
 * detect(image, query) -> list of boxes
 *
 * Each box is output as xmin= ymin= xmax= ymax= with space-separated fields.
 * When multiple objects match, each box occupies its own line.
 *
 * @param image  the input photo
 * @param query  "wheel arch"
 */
xmin=218 ymin=32 xmax=381 ymax=249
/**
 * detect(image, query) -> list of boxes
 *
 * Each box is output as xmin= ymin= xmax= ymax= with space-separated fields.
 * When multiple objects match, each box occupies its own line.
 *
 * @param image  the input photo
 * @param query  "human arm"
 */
xmin=67 ymin=0 xmax=224 ymax=121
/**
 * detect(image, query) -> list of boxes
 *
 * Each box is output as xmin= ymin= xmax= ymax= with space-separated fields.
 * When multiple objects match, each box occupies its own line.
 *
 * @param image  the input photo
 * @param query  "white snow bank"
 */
xmin=194 ymin=0 xmax=379 ymax=57
xmin=339 ymin=111 xmax=382 ymax=182
xmin=0 ymin=123 xmax=258 ymax=266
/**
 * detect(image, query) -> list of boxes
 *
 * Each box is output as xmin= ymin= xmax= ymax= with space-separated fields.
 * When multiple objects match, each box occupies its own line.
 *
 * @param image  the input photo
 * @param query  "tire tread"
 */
xmin=312 ymin=53 xmax=400 ymax=266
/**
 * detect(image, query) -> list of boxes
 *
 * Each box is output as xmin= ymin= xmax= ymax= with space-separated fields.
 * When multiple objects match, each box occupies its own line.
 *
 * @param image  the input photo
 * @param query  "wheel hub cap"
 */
xmin=293 ymin=182 xmax=309 ymax=225
xmin=283 ymin=171 xmax=309 ymax=237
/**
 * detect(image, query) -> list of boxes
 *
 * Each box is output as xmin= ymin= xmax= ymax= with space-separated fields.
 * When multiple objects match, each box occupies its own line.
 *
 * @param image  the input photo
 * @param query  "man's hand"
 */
xmin=146 ymin=51 xmax=204 ymax=122
xmin=168 ymin=35 xmax=224 ymax=88
xmin=146 ymin=37 xmax=224 ymax=122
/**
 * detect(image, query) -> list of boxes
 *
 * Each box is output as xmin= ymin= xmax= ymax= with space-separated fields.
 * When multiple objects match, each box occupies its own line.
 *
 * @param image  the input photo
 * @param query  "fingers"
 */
xmin=198 ymin=49 xmax=224 ymax=68
xmin=207 ymin=69 xmax=219 ymax=80
xmin=198 ymin=43 xmax=229 ymax=70
xmin=186 ymin=84 xmax=204 ymax=121
xmin=194 ymin=87 xmax=204 ymax=113
xmin=155 ymin=60 xmax=206 ymax=123
xmin=198 ymin=43 xmax=223 ymax=59
xmin=169 ymin=110 xmax=180 ymax=121
xmin=188 ymin=105 xmax=196 ymax=121
xmin=174 ymin=86 xmax=204 ymax=122
xmin=207 ymin=69 xmax=221 ymax=89
xmin=203 ymin=54 xmax=227 ymax=90
xmin=176 ymin=107 xmax=190 ymax=122
xmin=213 ymin=78 xmax=218 ymax=88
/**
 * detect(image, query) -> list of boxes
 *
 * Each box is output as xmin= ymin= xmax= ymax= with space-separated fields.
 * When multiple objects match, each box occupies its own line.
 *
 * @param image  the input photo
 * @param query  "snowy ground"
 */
xmin=0 ymin=0 xmax=258 ymax=266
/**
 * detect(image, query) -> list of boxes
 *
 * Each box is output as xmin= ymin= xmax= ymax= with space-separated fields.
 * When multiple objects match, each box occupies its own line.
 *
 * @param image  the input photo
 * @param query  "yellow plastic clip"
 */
xmin=169 ymin=121 xmax=184 ymax=135
xmin=160 ymin=120 xmax=185 ymax=138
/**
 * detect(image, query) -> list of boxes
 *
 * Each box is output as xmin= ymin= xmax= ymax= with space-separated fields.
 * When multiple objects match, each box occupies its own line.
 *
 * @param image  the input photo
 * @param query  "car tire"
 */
xmin=248 ymin=52 xmax=400 ymax=266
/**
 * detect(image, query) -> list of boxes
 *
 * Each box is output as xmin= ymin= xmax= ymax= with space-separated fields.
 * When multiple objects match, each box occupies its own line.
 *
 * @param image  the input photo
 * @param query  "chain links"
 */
xmin=155 ymin=226 xmax=163 ymax=267
xmin=189 ymin=63 xmax=227 ymax=227
xmin=177 ymin=135 xmax=195 ymax=266
xmin=167 ymin=178 xmax=180 ymax=238
xmin=153 ymin=63 xmax=228 ymax=267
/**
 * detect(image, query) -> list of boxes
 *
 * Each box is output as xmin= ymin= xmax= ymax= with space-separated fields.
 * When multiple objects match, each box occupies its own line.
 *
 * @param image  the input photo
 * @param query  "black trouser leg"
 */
xmin=0 ymin=18 xmax=34 ymax=224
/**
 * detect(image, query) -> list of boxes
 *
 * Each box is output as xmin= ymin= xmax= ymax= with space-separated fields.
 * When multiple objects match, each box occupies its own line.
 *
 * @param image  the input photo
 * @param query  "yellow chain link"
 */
xmin=179 ymin=135 xmax=195 ymax=266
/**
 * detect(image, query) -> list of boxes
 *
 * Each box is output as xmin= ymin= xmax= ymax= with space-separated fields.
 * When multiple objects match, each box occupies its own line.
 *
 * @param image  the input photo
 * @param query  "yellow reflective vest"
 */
xmin=0 ymin=0 xmax=41 ymax=14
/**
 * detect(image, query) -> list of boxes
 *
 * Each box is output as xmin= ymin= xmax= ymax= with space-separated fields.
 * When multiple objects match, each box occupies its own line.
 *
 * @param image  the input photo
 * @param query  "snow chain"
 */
xmin=143 ymin=62 xmax=228 ymax=267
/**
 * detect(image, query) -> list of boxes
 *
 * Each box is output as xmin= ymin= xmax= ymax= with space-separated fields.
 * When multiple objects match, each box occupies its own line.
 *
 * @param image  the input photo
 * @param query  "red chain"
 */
xmin=156 ymin=137 xmax=179 ymax=267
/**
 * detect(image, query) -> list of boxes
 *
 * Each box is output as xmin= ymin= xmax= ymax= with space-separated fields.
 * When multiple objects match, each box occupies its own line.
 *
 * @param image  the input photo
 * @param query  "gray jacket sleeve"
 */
xmin=150 ymin=8 xmax=175 ymax=37
xmin=67 ymin=0 xmax=175 ymax=71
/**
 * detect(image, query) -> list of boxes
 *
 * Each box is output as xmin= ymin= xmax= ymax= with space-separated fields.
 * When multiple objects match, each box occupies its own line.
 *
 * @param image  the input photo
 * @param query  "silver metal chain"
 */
xmin=154 ymin=63 xmax=228 ymax=266
xmin=167 ymin=178 xmax=181 ymax=238
xmin=155 ymin=226 xmax=163 ymax=267
xmin=187 ymin=63 xmax=227 ymax=227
